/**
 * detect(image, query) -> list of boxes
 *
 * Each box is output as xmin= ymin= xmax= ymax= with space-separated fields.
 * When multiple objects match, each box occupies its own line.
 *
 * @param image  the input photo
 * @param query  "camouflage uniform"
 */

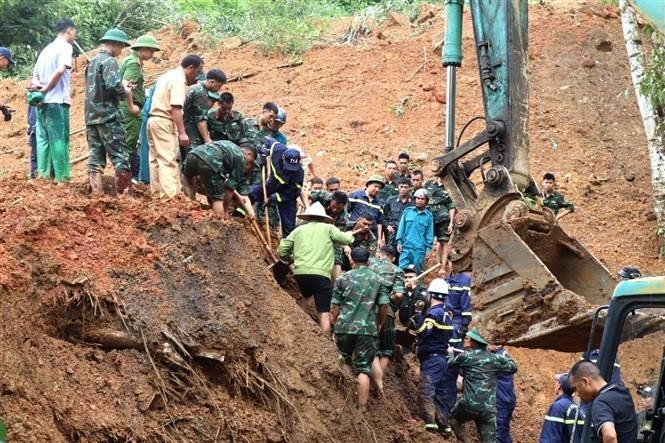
xmin=119 ymin=51 xmax=145 ymax=176
xmin=383 ymin=195 xmax=414 ymax=247
xmin=379 ymin=179 xmax=399 ymax=202
xmin=208 ymin=109 xmax=245 ymax=143
xmin=341 ymin=231 xmax=378 ymax=271
xmin=447 ymin=348 xmax=518 ymax=442
xmin=332 ymin=266 xmax=390 ymax=375
xmin=424 ymin=180 xmax=456 ymax=242
xmin=85 ymin=49 xmax=130 ymax=173
xmin=368 ymin=257 xmax=405 ymax=357
xmin=542 ymin=192 xmax=574 ymax=216
xmin=310 ymin=190 xmax=352 ymax=265
xmin=242 ymin=117 xmax=270 ymax=152
xmin=183 ymin=140 xmax=245 ymax=202
xmin=184 ymin=82 xmax=215 ymax=148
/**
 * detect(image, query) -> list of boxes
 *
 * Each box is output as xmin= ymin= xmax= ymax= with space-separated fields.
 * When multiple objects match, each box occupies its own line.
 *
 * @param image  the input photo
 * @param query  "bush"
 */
xmin=0 ymin=0 xmax=181 ymax=78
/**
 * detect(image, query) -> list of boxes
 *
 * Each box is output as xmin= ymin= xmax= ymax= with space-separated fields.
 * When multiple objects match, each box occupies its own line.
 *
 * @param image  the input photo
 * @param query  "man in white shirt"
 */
xmin=31 ymin=18 xmax=76 ymax=184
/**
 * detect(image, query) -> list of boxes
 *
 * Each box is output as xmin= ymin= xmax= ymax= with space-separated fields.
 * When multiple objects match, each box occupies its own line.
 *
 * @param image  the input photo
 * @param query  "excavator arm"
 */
xmin=431 ymin=0 xmax=618 ymax=351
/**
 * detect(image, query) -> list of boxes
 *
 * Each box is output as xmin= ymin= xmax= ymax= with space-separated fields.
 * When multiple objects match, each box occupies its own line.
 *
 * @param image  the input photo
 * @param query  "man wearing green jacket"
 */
xmin=277 ymin=202 xmax=364 ymax=334
xmin=120 ymin=34 xmax=160 ymax=181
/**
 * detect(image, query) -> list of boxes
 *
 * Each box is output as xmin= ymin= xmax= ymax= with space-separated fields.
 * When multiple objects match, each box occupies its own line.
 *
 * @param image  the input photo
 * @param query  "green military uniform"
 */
xmin=183 ymin=140 xmax=245 ymax=202
xmin=542 ymin=191 xmax=574 ymax=216
xmin=208 ymin=108 xmax=245 ymax=143
xmin=332 ymin=266 xmax=390 ymax=375
xmin=448 ymin=347 xmax=518 ymax=442
xmin=341 ymin=231 xmax=377 ymax=271
xmin=183 ymin=82 xmax=217 ymax=167
xmin=119 ymin=51 xmax=145 ymax=157
xmin=310 ymin=190 xmax=352 ymax=266
xmin=85 ymin=49 xmax=130 ymax=173
xmin=242 ymin=117 xmax=270 ymax=152
xmin=424 ymin=180 xmax=456 ymax=242
xmin=368 ymin=257 xmax=405 ymax=357
xmin=379 ymin=179 xmax=399 ymax=202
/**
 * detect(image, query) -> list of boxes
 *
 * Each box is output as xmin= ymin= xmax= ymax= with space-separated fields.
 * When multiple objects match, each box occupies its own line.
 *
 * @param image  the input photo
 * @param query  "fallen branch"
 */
xmin=276 ymin=60 xmax=303 ymax=69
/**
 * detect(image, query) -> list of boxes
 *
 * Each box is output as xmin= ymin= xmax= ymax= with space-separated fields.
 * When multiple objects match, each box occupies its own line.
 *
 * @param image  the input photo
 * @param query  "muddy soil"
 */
xmin=0 ymin=1 xmax=663 ymax=441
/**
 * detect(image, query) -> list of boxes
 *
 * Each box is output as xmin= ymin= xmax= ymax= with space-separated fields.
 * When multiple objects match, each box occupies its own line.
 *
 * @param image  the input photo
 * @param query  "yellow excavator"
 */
xmin=434 ymin=0 xmax=664 ymax=351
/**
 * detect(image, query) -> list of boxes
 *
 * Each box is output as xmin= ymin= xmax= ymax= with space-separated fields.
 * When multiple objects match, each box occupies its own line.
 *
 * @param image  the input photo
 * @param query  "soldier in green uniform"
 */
xmin=379 ymin=160 xmax=399 ymax=202
xmin=448 ymin=327 xmax=518 ymax=443
xmin=396 ymin=151 xmax=411 ymax=180
xmin=384 ymin=177 xmax=414 ymax=248
xmin=85 ymin=28 xmax=135 ymax=195
xmin=368 ymin=245 xmax=405 ymax=395
xmin=541 ymin=172 xmax=574 ymax=220
xmin=331 ymin=247 xmax=390 ymax=412
xmin=207 ymin=92 xmax=245 ymax=143
xmin=119 ymin=34 xmax=160 ymax=181
xmin=182 ymin=140 xmax=255 ymax=218
xmin=342 ymin=213 xmax=377 ymax=270
xmin=182 ymin=69 xmax=227 ymax=162
xmin=411 ymin=170 xmax=424 ymax=193
xmin=242 ymin=102 xmax=279 ymax=151
xmin=424 ymin=176 xmax=456 ymax=268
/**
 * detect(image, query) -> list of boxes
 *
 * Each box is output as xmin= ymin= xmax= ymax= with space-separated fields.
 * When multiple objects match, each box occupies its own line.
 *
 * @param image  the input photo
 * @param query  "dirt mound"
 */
xmin=0 ymin=176 xmax=426 ymax=441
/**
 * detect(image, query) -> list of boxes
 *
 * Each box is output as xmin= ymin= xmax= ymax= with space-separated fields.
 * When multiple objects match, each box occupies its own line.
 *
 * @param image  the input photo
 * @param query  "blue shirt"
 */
xmin=445 ymin=272 xmax=472 ymax=327
xmin=414 ymin=303 xmax=453 ymax=359
xmin=582 ymin=349 xmax=622 ymax=386
xmin=494 ymin=348 xmax=516 ymax=410
xmin=347 ymin=189 xmax=385 ymax=227
xmin=267 ymin=142 xmax=304 ymax=202
xmin=396 ymin=206 xmax=434 ymax=252
xmin=539 ymin=394 xmax=584 ymax=443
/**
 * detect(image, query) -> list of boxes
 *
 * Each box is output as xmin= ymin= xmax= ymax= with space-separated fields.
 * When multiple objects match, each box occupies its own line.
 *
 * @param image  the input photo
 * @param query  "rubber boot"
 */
xmin=89 ymin=171 xmax=103 ymax=195
xmin=115 ymin=170 xmax=132 ymax=195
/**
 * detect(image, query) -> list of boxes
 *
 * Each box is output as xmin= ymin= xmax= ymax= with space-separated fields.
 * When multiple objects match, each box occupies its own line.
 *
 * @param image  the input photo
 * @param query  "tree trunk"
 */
xmin=619 ymin=0 xmax=665 ymax=236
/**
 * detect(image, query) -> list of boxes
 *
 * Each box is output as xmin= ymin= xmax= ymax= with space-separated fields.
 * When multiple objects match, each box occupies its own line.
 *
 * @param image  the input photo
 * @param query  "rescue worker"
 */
xmin=309 ymin=177 xmax=324 ymax=192
xmin=208 ymin=92 xmax=245 ymax=142
xmin=424 ymin=175 xmax=456 ymax=268
xmin=580 ymin=349 xmax=622 ymax=386
xmin=410 ymin=170 xmax=424 ymax=192
xmin=448 ymin=327 xmax=518 ymax=442
xmin=569 ymin=360 xmax=637 ymax=443
xmin=347 ymin=175 xmax=386 ymax=244
xmin=309 ymin=190 xmax=351 ymax=280
xmin=395 ymin=188 xmax=434 ymax=270
xmin=398 ymin=264 xmax=428 ymax=327
xmin=148 ymin=54 xmax=203 ymax=199
xmin=368 ymin=245 xmax=405 ymax=394
xmin=539 ymin=373 xmax=584 ymax=443
xmin=277 ymin=202 xmax=358 ymax=334
xmin=181 ymin=140 xmax=255 ymax=218
xmin=412 ymin=278 xmax=455 ymax=435
xmin=182 ymin=68 xmax=227 ymax=159
xmin=0 ymin=47 xmax=14 ymax=122
xmin=342 ymin=213 xmax=377 ymax=270
xmin=85 ymin=28 xmax=136 ymax=195
xmin=396 ymin=151 xmax=411 ymax=179
xmin=491 ymin=346 xmax=517 ymax=443
xmin=120 ymin=34 xmax=160 ymax=181
xmin=541 ymin=172 xmax=574 ymax=220
xmin=443 ymin=263 xmax=472 ymax=348
xmin=331 ymin=247 xmax=390 ymax=412
xmin=29 ymin=19 xmax=75 ymax=183
xmin=268 ymin=106 xmax=288 ymax=144
xmin=326 ymin=177 xmax=341 ymax=192
xmin=378 ymin=160 xmax=399 ymax=201
xmin=250 ymin=138 xmax=304 ymax=237
xmin=243 ymin=102 xmax=279 ymax=149
xmin=383 ymin=177 xmax=413 ymax=248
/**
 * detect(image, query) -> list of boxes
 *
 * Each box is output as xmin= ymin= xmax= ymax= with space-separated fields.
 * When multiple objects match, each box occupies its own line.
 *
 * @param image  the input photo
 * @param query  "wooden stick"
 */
xmin=73 ymin=41 xmax=91 ymax=62
xmin=275 ymin=60 xmax=303 ymax=69
xmin=415 ymin=263 xmax=441 ymax=281
xmin=261 ymin=165 xmax=272 ymax=248
xmin=71 ymin=153 xmax=90 ymax=165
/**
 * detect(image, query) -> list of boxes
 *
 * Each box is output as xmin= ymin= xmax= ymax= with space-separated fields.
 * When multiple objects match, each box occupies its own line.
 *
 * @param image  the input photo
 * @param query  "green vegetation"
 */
xmin=641 ymin=33 xmax=665 ymax=134
xmin=0 ymin=0 xmax=427 ymax=77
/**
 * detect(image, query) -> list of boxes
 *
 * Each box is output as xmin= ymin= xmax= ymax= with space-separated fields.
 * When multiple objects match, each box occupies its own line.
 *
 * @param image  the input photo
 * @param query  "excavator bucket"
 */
xmin=471 ymin=210 xmax=616 ymax=352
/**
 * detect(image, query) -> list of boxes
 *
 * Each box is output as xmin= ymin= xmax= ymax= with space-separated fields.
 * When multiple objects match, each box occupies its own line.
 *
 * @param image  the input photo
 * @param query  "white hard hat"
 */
xmin=428 ymin=278 xmax=449 ymax=300
xmin=414 ymin=188 xmax=430 ymax=200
